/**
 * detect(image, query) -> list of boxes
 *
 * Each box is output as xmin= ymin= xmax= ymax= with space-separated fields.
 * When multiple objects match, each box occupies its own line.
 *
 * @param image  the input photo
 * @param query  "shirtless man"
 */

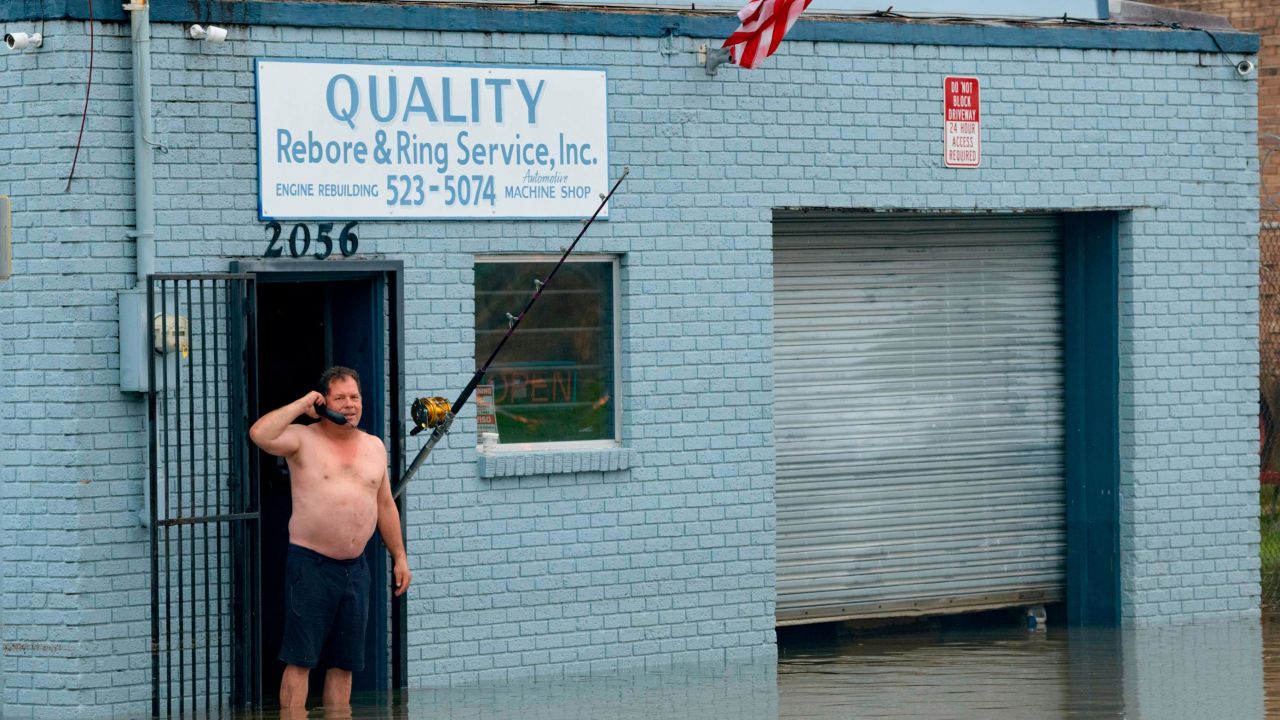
xmin=249 ymin=366 xmax=411 ymax=709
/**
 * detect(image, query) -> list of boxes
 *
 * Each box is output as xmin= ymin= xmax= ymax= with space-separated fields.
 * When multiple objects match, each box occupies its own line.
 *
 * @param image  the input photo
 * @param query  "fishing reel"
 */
xmin=410 ymin=396 xmax=452 ymax=436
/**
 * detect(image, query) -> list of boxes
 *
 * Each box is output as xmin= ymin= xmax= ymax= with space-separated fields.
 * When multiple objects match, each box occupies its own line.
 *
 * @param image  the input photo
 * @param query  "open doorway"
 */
xmin=236 ymin=260 xmax=405 ymax=701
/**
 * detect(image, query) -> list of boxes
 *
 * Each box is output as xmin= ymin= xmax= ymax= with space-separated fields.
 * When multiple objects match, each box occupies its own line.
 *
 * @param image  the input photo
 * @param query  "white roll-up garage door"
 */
xmin=774 ymin=212 xmax=1065 ymax=625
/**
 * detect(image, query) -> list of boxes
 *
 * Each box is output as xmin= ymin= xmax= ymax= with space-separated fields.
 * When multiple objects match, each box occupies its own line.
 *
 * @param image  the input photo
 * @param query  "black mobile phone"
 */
xmin=314 ymin=402 xmax=348 ymax=425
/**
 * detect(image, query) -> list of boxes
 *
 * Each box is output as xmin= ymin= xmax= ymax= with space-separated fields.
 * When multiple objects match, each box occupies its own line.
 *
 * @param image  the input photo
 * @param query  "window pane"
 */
xmin=475 ymin=260 xmax=615 ymax=444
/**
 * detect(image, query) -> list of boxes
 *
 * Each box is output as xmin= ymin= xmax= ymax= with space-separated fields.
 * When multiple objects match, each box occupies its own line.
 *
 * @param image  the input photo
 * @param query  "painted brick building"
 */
xmin=0 ymin=1 xmax=1262 ymax=717
xmin=1144 ymin=0 xmax=1280 ymax=484
xmin=1137 ymin=0 xmax=1276 ymax=172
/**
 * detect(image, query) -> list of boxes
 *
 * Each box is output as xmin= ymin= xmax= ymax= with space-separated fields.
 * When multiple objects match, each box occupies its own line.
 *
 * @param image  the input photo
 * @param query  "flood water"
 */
xmin=218 ymin=613 xmax=1279 ymax=719
xmin=777 ymin=616 xmax=1269 ymax=719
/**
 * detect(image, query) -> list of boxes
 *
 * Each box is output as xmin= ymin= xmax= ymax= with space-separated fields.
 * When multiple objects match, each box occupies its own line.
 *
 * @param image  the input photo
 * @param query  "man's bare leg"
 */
xmin=280 ymin=664 xmax=311 ymax=708
xmin=323 ymin=667 xmax=353 ymax=707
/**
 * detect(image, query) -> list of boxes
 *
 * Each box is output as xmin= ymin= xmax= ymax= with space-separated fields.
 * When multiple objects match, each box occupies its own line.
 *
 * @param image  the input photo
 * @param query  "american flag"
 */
xmin=721 ymin=0 xmax=814 ymax=69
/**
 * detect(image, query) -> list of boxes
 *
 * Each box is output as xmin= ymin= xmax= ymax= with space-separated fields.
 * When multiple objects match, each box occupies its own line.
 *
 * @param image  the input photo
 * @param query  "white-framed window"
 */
xmin=474 ymin=254 xmax=620 ymax=448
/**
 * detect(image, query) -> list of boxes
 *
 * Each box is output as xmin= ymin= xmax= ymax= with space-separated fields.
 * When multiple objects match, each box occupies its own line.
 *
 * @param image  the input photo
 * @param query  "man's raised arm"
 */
xmin=249 ymin=391 xmax=323 ymax=457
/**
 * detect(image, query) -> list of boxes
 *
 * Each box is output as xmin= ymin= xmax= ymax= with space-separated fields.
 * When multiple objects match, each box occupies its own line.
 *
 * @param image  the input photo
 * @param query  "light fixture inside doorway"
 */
xmin=188 ymin=24 xmax=227 ymax=42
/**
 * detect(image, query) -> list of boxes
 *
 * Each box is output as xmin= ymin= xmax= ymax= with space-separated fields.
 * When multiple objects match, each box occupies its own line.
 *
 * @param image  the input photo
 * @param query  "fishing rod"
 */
xmin=393 ymin=167 xmax=630 ymax=499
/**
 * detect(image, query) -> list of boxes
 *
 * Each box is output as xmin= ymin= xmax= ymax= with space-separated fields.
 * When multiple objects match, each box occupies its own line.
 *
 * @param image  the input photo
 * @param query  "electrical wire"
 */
xmin=1200 ymin=27 xmax=1253 ymax=73
xmin=813 ymin=7 xmax=1256 ymax=74
xmin=65 ymin=0 xmax=93 ymax=192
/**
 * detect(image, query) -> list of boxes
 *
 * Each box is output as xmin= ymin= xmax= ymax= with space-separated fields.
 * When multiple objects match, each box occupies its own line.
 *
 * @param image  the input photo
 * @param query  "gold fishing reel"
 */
xmin=410 ymin=396 xmax=452 ymax=435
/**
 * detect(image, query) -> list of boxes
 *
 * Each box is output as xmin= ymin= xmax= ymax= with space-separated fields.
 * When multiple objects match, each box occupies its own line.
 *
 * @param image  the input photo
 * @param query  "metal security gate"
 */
xmin=773 ymin=213 xmax=1066 ymax=624
xmin=148 ymin=274 xmax=259 ymax=716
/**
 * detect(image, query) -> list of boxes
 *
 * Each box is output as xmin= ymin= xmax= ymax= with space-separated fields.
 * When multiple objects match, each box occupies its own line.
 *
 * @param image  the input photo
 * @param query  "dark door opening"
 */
xmin=249 ymin=270 xmax=395 ymax=700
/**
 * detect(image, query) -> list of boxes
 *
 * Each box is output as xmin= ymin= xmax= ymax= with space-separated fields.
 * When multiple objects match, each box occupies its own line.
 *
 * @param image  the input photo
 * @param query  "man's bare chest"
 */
xmin=293 ymin=435 xmax=384 ymax=490
xmin=323 ymin=448 xmax=381 ymax=484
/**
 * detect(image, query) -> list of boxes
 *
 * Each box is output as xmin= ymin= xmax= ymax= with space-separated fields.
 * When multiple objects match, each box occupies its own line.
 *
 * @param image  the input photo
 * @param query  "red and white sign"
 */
xmin=944 ymin=76 xmax=981 ymax=168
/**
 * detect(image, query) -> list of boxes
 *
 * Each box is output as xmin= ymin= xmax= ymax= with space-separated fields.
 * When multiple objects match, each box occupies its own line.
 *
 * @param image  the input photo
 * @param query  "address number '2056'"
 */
xmin=263 ymin=222 xmax=358 ymax=259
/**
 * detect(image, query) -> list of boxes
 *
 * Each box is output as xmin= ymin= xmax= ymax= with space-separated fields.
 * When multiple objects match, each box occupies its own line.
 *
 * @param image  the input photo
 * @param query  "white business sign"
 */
xmin=256 ymin=60 xmax=609 ymax=220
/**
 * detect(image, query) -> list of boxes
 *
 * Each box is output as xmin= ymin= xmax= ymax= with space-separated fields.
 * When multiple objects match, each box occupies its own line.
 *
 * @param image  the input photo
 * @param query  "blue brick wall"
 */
xmin=1119 ymin=209 xmax=1261 ymax=622
xmin=0 ymin=13 xmax=1260 ymax=719
xmin=0 ymin=20 xmax=151 ymax=718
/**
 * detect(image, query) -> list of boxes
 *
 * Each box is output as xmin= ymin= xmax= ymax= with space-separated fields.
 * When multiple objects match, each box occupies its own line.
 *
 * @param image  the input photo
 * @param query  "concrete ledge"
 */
xmin=477 ymin=446 xmax=635 ymax=478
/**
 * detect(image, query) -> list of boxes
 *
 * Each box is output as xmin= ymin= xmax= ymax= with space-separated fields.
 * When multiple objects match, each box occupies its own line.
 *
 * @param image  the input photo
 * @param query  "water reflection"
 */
xmin=234 ymin=660 xmax=778 ymax=720
xmin=1122 ymin=621 xmax=1264 ymax=720
xmin=1267 ymin=615 xmax=1280 ymax=716
xmin=780 ymin=622 xmax=1122 ymax=719
xmin=779 ymin=617 xmax=1265 ymax=720
xmin=218 ymin=617 xmax=1269 ymax=720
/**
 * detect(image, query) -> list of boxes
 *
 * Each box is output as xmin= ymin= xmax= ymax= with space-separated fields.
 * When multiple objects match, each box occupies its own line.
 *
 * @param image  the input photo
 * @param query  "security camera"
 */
xmin=1237 ymin=59 xmax=1256 ymax=76
xmin=4 ymin=32 xmax=42 ymax=51
xmin=188 ymin=24 xmax=227 ymax=43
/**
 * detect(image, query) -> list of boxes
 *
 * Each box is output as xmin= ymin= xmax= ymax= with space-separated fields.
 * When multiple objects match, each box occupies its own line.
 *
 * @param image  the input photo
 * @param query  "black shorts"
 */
xmin=279 ymin=544 xmax=370 ymax=672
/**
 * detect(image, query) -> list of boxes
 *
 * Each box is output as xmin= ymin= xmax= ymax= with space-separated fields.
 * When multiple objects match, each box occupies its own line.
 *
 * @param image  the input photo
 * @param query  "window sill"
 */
xmin=476 ymin=445 xmax=634 ymax=478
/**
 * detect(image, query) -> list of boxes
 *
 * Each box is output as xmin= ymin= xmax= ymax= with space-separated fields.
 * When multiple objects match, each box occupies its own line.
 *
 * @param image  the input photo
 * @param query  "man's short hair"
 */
xmin=319 ymin=366 xmax=361 ymax=395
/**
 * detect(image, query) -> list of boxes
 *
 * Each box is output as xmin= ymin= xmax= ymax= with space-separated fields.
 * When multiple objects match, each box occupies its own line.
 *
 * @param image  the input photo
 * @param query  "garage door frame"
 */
xmin=1062 ymin=211 xmax=1120 ymax=626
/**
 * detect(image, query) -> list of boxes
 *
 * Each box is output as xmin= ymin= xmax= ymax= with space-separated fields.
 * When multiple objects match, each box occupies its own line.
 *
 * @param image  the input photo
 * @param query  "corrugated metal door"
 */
xmin=773 ymin=213 xmax=1065 ymax=624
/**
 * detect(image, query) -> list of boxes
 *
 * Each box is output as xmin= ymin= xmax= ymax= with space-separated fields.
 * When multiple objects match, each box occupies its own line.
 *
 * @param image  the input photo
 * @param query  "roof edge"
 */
xmin=0 ymin=0 xmax=1259 ymax=54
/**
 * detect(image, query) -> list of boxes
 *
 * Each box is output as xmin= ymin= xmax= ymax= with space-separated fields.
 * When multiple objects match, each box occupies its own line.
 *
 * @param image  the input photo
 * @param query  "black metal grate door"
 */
xmin=148 ymin=274 xmax=259 ymax=717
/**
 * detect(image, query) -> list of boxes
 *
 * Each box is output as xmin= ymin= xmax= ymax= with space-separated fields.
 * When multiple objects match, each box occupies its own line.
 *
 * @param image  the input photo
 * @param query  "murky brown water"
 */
xmin=1264 ymin=615 xmax=1280 ymax=719
xmin=194 ymin=613 xmax=1278 ymax=719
